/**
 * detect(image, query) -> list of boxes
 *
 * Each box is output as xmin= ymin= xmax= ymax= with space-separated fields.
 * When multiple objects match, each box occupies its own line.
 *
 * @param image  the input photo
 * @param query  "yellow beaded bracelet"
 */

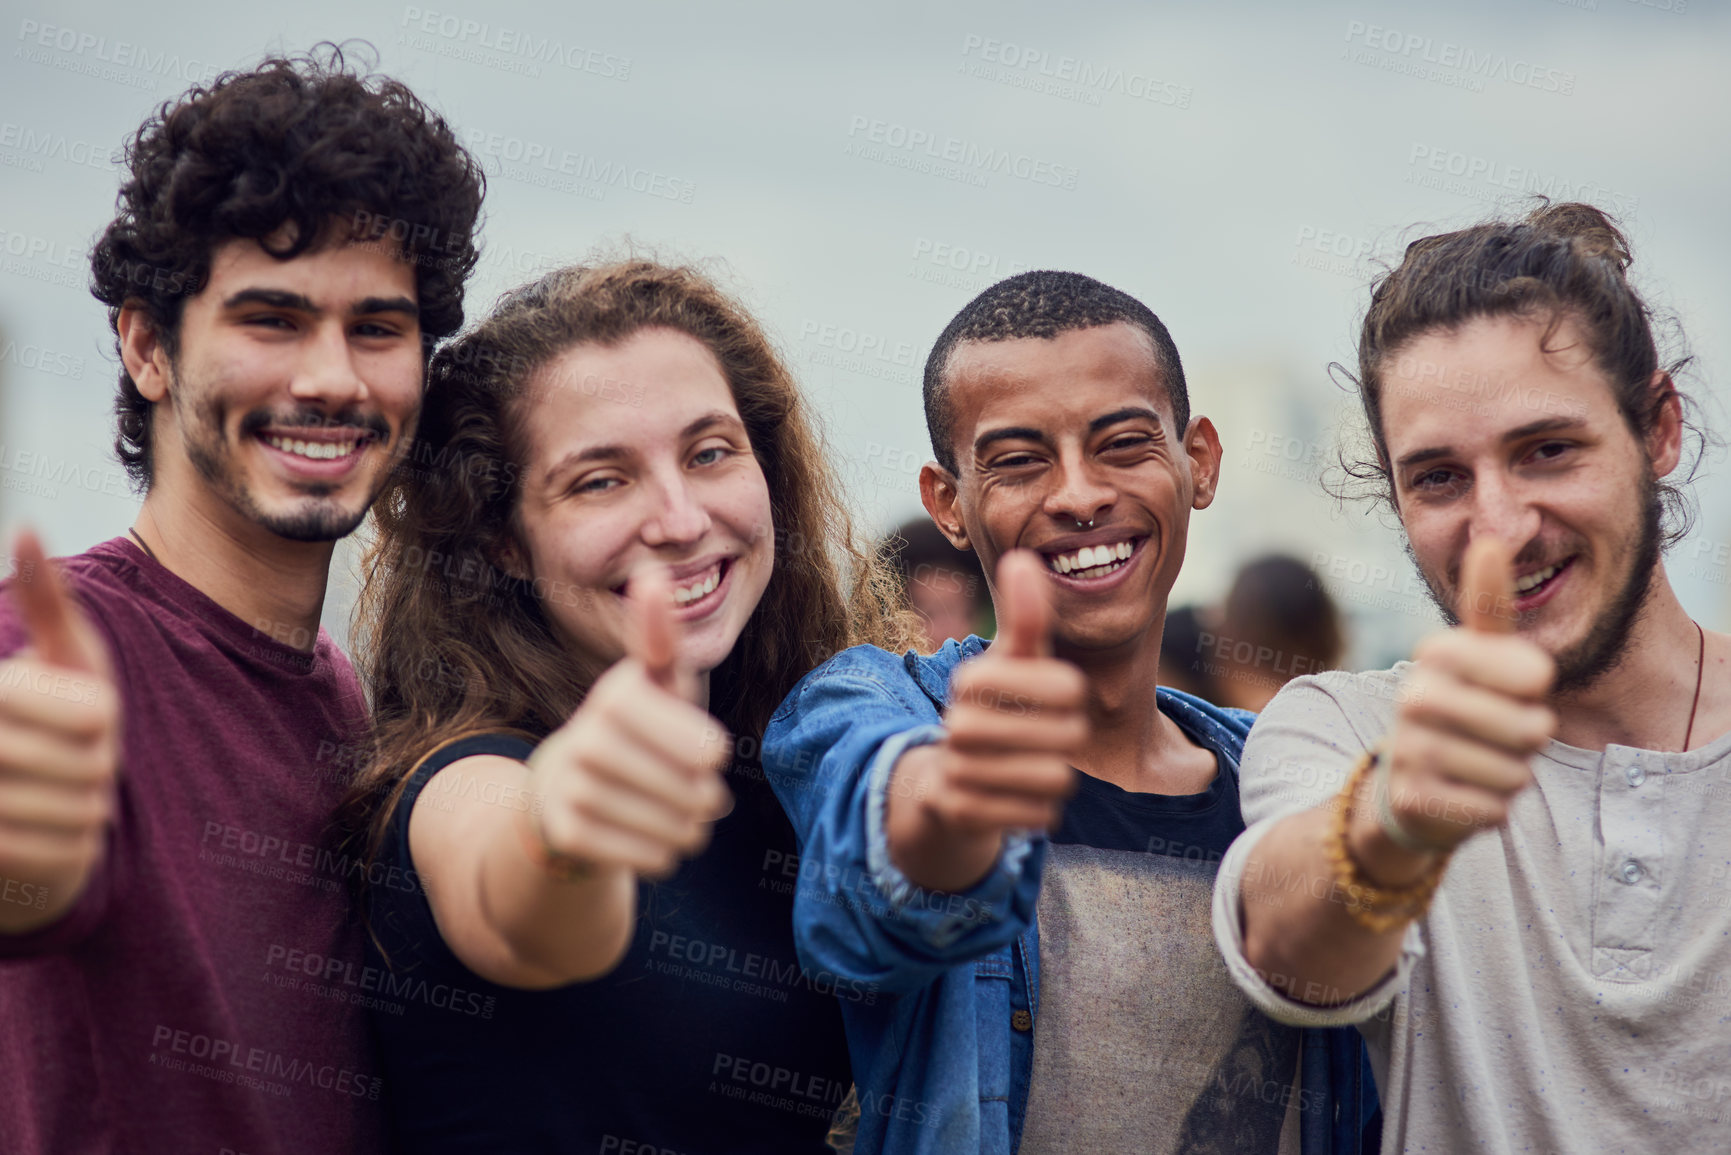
xmin=1323 ymin=747 xmax=1450 ymax=934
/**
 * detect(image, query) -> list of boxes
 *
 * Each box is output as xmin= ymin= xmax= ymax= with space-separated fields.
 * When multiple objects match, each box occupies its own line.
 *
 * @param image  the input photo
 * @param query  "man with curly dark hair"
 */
xmin=0 ymin=45 xmax=483 ymax=1154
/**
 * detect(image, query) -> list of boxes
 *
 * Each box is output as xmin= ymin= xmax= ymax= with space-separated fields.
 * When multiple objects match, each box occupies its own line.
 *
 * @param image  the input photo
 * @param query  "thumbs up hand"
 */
xmin=523 ymin=564 xmax=732 ymax=881
xmin=885 ymin=552 xmax=1088 ymax=894
xmin=1361 ymin=539 xmax=1558 ymax=864
xmin=0 ymin=530 xmax=121 ymax=932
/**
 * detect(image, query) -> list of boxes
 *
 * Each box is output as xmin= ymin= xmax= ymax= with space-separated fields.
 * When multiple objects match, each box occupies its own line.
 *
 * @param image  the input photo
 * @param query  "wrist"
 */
xmin=886 ymin=750 xmax=1003 ymax=893
xmin=1324 ymin=748 xmax=1451 ymax=934
xmin=1345 ymin=797 xmax=1439 ymax=889
xmin=514 ymin=788 xmax=598 ymax=884
xmin=895 ymin=818 xmax=1003 ymax=896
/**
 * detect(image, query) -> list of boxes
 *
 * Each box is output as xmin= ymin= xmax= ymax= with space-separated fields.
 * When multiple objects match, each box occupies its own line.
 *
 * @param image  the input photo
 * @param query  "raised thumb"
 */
xmin=1459 ymin=537 xmax=1517 ymax=635
xmin=10 ymin=529 xmax=99 ymax=672
xmin=994 ymin=550 xmax=1053 ymax=659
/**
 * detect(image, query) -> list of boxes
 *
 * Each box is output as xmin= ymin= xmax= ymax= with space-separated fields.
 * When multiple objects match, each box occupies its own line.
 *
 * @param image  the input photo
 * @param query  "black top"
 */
xmin=367 ymin=733 xmax=851 ymax=1154
xmin=1048 ymin=739 xmax=1243 ymax=861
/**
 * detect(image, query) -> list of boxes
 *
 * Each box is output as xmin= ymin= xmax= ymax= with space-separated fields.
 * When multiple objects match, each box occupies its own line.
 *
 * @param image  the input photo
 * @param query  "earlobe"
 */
xmin=1185 ymin=416 xmax=1224 ymax=511
xmin=918 ymin=463 xmax=971 ymax=552
xmin=117 ymin=305 xmax=170 ymax=403
xmin=1647 ymin=371 xmax=1684 ymax=479
xmin=493 ymin=536 xmax=530 ymax=583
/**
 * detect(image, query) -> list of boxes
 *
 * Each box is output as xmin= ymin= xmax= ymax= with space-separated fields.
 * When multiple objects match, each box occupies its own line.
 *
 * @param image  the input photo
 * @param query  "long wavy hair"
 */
xmin=343 ymin=259 xmax=915 ymax=860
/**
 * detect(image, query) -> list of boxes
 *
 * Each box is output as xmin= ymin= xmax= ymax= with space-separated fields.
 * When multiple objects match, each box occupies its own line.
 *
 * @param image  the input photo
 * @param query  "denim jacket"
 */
xmin=764 ymin=637 xmax=1377 ymax=1155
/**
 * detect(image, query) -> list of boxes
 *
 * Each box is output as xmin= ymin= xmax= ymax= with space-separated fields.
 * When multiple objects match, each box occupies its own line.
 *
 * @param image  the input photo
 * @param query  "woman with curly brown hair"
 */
xmin=344 ymin=259 xmax=911 ymax=1153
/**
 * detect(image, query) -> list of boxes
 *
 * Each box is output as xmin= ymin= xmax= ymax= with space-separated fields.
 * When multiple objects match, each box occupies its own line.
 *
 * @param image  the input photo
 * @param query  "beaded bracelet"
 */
xmin=1323 ymin=747 xmax=1450 ymax=933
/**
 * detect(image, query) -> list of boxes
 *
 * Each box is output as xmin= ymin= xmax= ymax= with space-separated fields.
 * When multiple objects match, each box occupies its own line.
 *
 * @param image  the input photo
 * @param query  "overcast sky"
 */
xmin=1 ymin=0 xmax=1726 ymax=659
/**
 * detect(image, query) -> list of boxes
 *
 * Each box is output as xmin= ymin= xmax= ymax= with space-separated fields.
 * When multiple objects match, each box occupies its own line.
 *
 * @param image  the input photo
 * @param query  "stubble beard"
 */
xmin=177 ymin=371 xmax=395 ymax=544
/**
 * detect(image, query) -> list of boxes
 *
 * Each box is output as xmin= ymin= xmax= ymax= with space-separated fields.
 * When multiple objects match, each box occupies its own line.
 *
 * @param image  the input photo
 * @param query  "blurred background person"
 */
xmin=1158 ymin=603 xmax=1219 ymax=700
xmin=1166 ymin=555 xmax=1344 ymax=712
xmin=881 ymin=516 xmax=989 ymax=650
xmin=1212 ymin=554 xmax=1344 ymax=711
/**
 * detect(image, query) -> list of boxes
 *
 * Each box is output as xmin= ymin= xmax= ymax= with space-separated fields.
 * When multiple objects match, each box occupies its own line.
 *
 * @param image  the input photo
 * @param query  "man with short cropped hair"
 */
xmin=767 ymin=271 xmax=1372 ymax=1155
xmin=0 ymin=46 xmax=482 ymax=1153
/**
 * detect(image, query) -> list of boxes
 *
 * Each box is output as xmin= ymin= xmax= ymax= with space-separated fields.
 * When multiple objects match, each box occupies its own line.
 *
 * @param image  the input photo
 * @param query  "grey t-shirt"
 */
xmin=1212 ymin=664 xmax=1731 ymax=1154
xmin=1022 ymin=756 xmax=1303 ymax=1155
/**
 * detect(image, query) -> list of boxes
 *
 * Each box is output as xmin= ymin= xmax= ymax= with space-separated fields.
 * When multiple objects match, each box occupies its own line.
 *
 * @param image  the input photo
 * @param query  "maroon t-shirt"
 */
xmin=0 ymin=538 xmax=384 ymax=1154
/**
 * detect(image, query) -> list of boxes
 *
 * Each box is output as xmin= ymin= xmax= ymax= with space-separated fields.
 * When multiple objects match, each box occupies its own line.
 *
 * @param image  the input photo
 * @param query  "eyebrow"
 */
xmin=221 ymin=288 xmax=420 ymax=320
xmin=541 ymin=410 xmax=745 ymax=485
xmin=1089 ymin=405 xmax=1164 ymax=433
xmin=1394 ymin=416 xmax=1586 ymax=471
xmin=972 ymin=405 xmax=1164 ymax=457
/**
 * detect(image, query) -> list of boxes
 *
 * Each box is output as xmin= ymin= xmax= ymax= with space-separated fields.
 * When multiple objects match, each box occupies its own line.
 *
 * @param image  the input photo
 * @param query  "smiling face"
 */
xmin=506 ymin=326 xmax=775 ymax=676
xmin=922 ymin=322 xmax=1220 ymax=657
xmin=140 ymin=234 xmax=424 ymax=542
xmin=1382 ymin=312 xmax=1677 ymax=691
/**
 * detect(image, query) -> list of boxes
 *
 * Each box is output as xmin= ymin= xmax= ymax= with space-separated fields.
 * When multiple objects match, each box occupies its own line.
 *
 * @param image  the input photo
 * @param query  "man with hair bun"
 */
xmin=1215 ymin=202 xmax=1730 ymax=1152
xmin=0 ymin=45 xmax=483 ymax=1153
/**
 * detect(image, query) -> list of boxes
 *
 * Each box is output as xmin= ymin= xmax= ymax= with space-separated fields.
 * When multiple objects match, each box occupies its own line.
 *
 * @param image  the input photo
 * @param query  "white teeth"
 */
xmin=1044 ymin=541 xmax=1137 ymax=577
xmin=1515 ymin=564 xmax=1560 ymax=593
xmin=672 ymin=568 xmax=721 ymax=605
xmin=265 ymin=435 xmax=359 ymax=461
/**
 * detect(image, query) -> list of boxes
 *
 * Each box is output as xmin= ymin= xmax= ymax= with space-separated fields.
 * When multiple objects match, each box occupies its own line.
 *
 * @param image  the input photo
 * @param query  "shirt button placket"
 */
xmin=1593 ymin=751 xmax=1662 ymax=980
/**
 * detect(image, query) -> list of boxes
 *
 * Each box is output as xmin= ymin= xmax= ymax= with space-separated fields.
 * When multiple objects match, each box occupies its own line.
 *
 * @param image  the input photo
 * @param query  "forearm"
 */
xmin=473 ymin=810 xmax=637 ymax=989
xmin=1239 ymin=805 xmax=1433 ymax=1005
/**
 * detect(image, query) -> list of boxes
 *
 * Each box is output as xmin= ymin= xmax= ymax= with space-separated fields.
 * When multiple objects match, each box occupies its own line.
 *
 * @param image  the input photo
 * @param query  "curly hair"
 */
xmin=89 ymin=42 xmax=486 ymax=490
xmin=1332 ymin=200 xmax=1709 ymax=548
xmin=922 ymin=270 xmax=1190 ymax=474
xmin=343 ymin=259 xmax=918 ymax=863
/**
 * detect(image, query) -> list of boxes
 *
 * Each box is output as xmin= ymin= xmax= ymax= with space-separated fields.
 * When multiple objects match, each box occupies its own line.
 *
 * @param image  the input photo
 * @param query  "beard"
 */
xmin=1412 ymin=470 xmax=1663 ymax=695
xmin=176 ymin=368 xmax=394 ymax=544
